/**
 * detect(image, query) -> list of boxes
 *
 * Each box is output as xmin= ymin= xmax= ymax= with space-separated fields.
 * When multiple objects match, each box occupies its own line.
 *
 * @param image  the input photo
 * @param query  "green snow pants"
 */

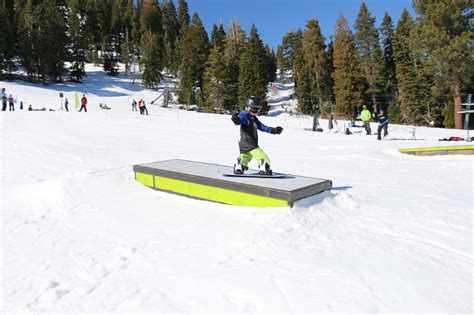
xmin=239 ymin=148 xmax=270 ymax=167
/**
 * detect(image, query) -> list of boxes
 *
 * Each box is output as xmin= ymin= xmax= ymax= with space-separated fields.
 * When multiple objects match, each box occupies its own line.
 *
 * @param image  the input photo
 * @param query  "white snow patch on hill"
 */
xmin=1 ymin=66 xmax=473 ymax=313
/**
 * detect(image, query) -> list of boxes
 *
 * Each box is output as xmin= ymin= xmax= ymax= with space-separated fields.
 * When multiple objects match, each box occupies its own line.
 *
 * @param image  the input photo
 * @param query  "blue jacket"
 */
xmin=234 ymin=111 xmax=272 ymax=153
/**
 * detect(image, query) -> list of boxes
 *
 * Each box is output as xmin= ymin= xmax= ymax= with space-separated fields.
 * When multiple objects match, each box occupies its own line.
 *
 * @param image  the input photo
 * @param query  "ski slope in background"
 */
xmin=1 ymin=66 xmax=472 ymax=313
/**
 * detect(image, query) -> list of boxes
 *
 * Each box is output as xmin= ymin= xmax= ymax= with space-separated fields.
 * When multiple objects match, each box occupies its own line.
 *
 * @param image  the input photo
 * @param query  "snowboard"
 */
xmin=223 ymin=172 xmax=287 ymax=178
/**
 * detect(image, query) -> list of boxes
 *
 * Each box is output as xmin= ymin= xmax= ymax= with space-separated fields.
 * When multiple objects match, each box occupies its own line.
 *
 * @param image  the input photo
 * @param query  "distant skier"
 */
xmin=79 ymin=94 xmax=87 ymax=112
xmin=360 ymin=105 xmax=372 ymax=135
xmin=131 ymin=99 xmax=137 ymax=111
xmin=377 ymin=108 xmax=389 ymax=140
xmin=231 ymin=96 xmax=283 ymax=175
xmin=64 ymin=98 xmax=69 ymax=112
xmin=1 ymin=88 xmax=7 ymax=111
xmin=139 ymin=99 xmax=148 ymax=115
xmin=8 ymin=94 xmax=14 ymax=111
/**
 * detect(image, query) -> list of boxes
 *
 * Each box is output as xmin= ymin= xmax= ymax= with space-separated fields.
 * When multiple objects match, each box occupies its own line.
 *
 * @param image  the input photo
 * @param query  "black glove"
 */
xmin=271 ymin=126 xmax=283 ymax=135
xmin=231 ymin=112 xmax=240 ymax=124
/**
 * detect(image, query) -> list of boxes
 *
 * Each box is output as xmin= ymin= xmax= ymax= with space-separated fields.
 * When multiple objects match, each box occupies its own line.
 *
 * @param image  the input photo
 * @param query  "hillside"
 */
xmin=1 ymin=67 xmax=472 ymax=313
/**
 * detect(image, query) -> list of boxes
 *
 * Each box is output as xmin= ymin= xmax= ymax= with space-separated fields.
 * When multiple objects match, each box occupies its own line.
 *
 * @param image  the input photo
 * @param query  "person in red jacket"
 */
xmin=79 ymin=94 xmax=87 ymax=112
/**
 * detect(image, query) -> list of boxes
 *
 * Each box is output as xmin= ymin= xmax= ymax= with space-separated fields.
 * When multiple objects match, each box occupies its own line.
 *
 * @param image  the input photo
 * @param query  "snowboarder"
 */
xmin=8 ymin=94 xmax=14 ymax=111
xmin=79 ymin=94 xmax=87 ymax=112
xmin=377 ymin=108 xmax=389 ymax=140
xmin=360 ymin=105 xmax=372 ymax=135
xmin=231 ymin=96 xmax=283 ymax=175
xmin=2 ymin=88 xmax=7 ymax=111
xmin=131 ymin=99 xmax=137 ymax=111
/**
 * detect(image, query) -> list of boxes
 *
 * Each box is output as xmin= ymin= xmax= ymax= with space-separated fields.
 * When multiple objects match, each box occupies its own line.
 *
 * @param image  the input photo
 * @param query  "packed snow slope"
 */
xmin=1 ymin=66 xmax=473 ymax=313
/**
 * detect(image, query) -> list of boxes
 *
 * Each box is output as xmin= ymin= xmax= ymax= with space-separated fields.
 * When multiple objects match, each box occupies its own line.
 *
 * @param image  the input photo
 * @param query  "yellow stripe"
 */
xmin=136 ymin=172 xmax=154 ymax=187
xmin=150 ymin=175 xmax=288 ymax=207
xmin=400 ymin=145 xmax=474 ymax=153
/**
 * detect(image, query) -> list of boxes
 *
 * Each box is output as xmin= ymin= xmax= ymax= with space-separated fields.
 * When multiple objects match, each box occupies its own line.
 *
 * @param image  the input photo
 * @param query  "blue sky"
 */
xmin=184 ymin=0 xmax=416 ymax=49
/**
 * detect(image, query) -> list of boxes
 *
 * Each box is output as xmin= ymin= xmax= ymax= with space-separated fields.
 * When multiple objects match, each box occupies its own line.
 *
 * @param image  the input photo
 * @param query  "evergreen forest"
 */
xmin=0 ymin=0 xmax=472 ymax=128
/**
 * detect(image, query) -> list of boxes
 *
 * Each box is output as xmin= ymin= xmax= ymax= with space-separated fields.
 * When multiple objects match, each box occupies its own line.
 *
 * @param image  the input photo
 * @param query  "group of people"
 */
xmin=2 ymin=88 xmax=16 ymax=111
xmin=131 ymin=99 xmax=148 ymax=115
xmin=360 ymin=105 xmax=389 ymax=140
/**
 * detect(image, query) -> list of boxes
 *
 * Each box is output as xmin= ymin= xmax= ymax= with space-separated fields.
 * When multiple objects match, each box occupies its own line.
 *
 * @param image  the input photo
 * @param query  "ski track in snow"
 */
xmin=1 ymin=67 xmax=473 ymax=313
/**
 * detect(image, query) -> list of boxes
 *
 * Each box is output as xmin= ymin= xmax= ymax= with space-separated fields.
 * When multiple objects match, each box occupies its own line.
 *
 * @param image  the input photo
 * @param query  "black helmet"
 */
xmin=245 ymin=96 xmax=261 ymax=111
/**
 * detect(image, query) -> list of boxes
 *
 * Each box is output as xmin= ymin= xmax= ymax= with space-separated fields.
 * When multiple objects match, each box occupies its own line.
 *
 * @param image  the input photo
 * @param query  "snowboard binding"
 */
xmin=258 ymin=159 xmax=273 ymax=176
xmin=233 ymin=158 xmax=248 ymax=174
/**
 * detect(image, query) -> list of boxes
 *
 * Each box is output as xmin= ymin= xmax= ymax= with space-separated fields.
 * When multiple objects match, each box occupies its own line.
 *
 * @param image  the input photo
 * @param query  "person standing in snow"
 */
xmin=377 ymin=108 xmax=389 ymax=140
xmin=139 ymin=99 xmax=148 ymax=115
xmin=360 ymin=105 xmax=372 ymax=135
xmin=131 ymin=99 xmax=138 ymax=111
xmin=1 ymin=88 xmax=7 ymax=111
xmin=79 ymin=94 xmax=87 ymax=112
xmin=64 ymin=98 xmax=69 ymax=112
xmin=8 ymin=94 xmax=14 ymax=111
xmin=231 ymin=96 xmax=283 ymax=175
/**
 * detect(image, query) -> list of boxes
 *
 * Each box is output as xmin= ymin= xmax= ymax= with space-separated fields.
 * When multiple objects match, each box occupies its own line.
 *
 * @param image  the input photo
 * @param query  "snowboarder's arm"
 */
xmin=255 ymin=118 xmax=284 ymax=134
xmin=255 ymin=118 xmax=272 ymax=133
xmin=233 ymin=112 xmax=250 ymax=126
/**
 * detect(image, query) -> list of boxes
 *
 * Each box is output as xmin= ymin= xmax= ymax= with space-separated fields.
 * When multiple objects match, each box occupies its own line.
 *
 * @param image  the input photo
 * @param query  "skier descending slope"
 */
xmin=231 ymin=96 xmax=283 ymax=175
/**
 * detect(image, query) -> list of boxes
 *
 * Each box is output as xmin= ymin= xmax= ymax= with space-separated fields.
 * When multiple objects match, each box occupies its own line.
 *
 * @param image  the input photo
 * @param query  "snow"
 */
xmin=1 ymin=65 xmax=473 ymax=313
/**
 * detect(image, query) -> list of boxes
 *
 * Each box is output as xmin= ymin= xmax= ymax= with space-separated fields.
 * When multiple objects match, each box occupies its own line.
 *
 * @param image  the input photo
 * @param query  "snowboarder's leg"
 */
xmin=234 ymin=152 xmax=251 ymax=174
xmin=239 ymin=152 xmax=252 ymax=170
xmin=377 ymin=125 xmax=382 ymax=140
xmin=249 ymin=148 xmax=272 ymax=175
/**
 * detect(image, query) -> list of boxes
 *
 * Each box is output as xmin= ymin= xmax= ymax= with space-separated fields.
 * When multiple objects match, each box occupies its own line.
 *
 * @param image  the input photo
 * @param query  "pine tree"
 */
xmin=130 ymin=2 xmax=142 ymax=83
xmin=203 ymin=43 xmax=228 ymax=112
xmin=224 ymin=20 xmax=246 ymax=110
xmin=380 ymin=12 xmax=400 ymax=122
xmin=210 ymin=23 xmax=226 ymax=50
xmin=68 ymin=0 xmax=87 ymax=82
xmin=354 ymin=2 xmax=384 ymax=113
xmin=411 ymin=0 xmax=473 ymax=129
xmin=302 ymin=18 xmax=331 ymax=112
xmin=264 ymin=45 xmax=277 ymax=83
xmin=295 ymin=62 xmax=313 ymax=113
xmin=177 ymin=0 xmax=190 ymax=35
xmin=332 ymin=14 xmax=363 ymax=114
xmin=0 ymin=0 xmax=16 ymax=76
xmin=178 ymin=13 xmax=209 ymax=104
xmin=121 ymin=0 xmax=134 ymax=74
xmin=36 ymin=0 xmax=67 ymax=81
xmin=161 ymin=0 xmax=179 ymax=74
xmin=238 ymin=25 xmax=269 ymax=112
xmin=326 ymin=36 xmax=335 ymax=104
xmin=140 ymin=0 xmax=164 ymax=88
xmin=279 ymin=30 xmax=304 ymax=82
xmin=83 ymin=0 xmax=100 ymax=64
xmin=393 ymin=9 xmax=429 ymax=125
xmin=17 ymin=0 xmax=37 ymax=79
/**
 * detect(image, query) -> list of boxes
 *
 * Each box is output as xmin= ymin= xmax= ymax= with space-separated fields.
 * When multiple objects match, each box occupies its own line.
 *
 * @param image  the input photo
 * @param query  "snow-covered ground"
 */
xmin=1 ymin=66 xmax=473 ymax=313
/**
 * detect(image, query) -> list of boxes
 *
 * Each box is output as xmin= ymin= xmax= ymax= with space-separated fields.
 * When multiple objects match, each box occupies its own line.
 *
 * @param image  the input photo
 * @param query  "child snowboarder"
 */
xmin=231 ymin=96 xmax=283 ymax=175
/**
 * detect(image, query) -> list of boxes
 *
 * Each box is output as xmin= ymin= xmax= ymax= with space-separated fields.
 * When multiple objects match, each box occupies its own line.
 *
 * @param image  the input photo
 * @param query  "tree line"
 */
xmin=0 ymin=0 xmax=276 ymax=113
xmin=0 ymin=0 xmax=472 ymax=127
xmin=277 ymin=1 xmax=473 ymax=128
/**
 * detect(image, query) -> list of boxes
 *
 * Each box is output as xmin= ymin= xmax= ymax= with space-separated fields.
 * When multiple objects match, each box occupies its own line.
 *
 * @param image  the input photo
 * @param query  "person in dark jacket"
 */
xmin=1 ymin=89 xmax=7 ymax=111
xmin=231 ymin=96 xmax=283 ymax=175
xmin=377 ymin=108 xmax=389 ymax=140
xmin=8 ymin=94 xmax=14 ymax=111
